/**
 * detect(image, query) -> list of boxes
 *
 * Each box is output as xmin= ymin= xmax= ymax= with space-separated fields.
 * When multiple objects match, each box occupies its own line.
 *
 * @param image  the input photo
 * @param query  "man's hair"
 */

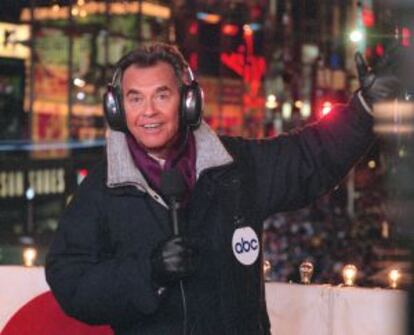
xmin=115 ymin=42 xmax=189 ymax=85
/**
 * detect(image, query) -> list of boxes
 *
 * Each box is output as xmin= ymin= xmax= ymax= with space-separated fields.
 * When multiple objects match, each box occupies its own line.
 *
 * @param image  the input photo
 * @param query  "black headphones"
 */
xmin=103 ymin=51 xmax=203 ymax=133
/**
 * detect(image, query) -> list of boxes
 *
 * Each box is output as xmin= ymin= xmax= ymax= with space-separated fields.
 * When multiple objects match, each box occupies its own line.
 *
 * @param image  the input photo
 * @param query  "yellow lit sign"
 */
xmin=0 ymin=168 xmax=66 ymax=199
xmin=21 ymin=1 xmax=170 ymax=21
xmin=0 ymin=23 xmax=31 ymax=59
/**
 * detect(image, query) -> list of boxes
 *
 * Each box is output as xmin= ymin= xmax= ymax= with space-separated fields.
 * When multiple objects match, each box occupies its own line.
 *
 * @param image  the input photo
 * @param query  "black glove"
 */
xmin=355 ymin=44 xmax=403 ymax=109
xmin=151 ymin=235 xmax=198 ymax=286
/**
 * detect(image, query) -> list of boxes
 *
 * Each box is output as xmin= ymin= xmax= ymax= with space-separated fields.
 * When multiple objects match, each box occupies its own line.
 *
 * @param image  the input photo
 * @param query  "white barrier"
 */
xmin=265 ymin=282 xmax=408 ymax=335
xmin=0 ymin=266 xmax=408 ymax=335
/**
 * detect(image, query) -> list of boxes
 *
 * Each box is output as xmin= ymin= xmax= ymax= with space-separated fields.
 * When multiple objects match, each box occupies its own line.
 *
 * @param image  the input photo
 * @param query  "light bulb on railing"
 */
xmin=342 ymin=264 xmax=357 ymax=286
xmin=23 ymin=247 xmax=37 ymax=267
xmin=388 ymin=269 xmax=401 ymax=289
xmin=299 ymin=261 xmax=314 ymax=284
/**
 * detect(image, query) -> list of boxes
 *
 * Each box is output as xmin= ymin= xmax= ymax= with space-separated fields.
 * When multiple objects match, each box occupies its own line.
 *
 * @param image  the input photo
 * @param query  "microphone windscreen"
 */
xmin=160 ymin=168 xmax=187 ymax=200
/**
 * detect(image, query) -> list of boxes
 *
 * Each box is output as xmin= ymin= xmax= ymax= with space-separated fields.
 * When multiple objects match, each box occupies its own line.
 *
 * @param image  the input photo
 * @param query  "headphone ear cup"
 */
xmin=180 ymin=81 xmax=203 ymax=128
xmin=103 ymin=84 xmax=127 ymax=132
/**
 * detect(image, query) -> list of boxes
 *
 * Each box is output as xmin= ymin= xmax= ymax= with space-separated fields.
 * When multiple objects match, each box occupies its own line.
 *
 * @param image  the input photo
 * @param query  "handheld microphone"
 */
xmin=160 ymin=168 xmax=191 ymax=335
xmin=160 ymin=168 xmax=186 ymax=235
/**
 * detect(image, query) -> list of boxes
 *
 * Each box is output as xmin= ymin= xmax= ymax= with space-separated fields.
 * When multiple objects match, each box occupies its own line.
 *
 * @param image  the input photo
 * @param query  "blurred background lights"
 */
xmin=247 ymin=23 xmax=262 ymax=32
xmin=294 ymin=100 xmax=304 ymax=109
xmin=321 ymin=101 xmax=333 ymax=116
xmin=265 ymin=94 xmax=277 ymax=109
xmin=349 ymin=30 xmax=364 ymax=43
xmin=196 ymin=12 xmax=220 ymax=24
xmin=71 ymin=7 xmax=79 ymax=16
xmin=76 ymin=91 xmax=86 ymax=101
xmin=300 ymin=101 xmax=312 ymax=119
xmin=25 ymin=187 xmax=35 ymax=200
xmin=282 ymin=102 xmax=292 ymax=120
xmin=73 ymin=78 xmax=86 ymax=88
xmin=222 ymin=24 xmax=238 ymax=36
xmin=398 ymin=148 xmax=406 ymax=158
xmin=243 ymin=24 xmax=254 ymax=36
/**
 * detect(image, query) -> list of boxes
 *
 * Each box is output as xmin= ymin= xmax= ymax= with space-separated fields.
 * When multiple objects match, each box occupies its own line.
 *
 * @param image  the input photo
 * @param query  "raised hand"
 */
xmin=355 ymin=43 xmax=403 ymax=109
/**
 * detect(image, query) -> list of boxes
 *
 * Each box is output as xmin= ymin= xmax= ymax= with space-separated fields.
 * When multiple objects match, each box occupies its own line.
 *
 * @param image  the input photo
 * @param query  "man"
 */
xmin=46 ymin=43 xmax=401 ymax=334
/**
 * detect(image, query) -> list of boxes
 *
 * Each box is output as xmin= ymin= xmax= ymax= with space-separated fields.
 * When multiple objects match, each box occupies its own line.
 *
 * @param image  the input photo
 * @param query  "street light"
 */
xmin=349 ymin=30 xmax=364 ymax=43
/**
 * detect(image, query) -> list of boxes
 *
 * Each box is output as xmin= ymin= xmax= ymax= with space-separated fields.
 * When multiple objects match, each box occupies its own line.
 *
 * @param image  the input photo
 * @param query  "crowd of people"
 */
xmin=262 ymin=154 xmax=402 ymax=287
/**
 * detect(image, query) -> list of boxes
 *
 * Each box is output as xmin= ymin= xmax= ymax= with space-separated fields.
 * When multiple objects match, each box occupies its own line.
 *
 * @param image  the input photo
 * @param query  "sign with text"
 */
xmin=0 ymin=23 xmax=30 ymax=59
xmin=0 ymin=168 xmax=66 ymax=199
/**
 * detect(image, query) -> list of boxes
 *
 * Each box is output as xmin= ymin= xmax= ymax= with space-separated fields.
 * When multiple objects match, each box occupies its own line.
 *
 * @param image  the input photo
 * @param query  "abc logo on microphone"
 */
xmin=232 ymin=226 xmax=260 ymax=266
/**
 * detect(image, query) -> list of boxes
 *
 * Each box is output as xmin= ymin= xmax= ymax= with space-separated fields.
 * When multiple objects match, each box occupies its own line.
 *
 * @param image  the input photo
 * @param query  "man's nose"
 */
xmin=142 ymin=99 xmax=159 ymax=117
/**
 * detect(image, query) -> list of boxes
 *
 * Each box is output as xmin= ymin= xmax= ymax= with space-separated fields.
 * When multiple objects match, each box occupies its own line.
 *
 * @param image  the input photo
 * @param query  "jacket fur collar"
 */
xmin=106 ymin=121 xmax=234 ymax=194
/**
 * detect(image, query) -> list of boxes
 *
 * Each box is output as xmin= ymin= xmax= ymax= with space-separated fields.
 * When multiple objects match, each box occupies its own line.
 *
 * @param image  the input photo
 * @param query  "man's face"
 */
xmin=122 ymin=61 xmax=181 ymax=159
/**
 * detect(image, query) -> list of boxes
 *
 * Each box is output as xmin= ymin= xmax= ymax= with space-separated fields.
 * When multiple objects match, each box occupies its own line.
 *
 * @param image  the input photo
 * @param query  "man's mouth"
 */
xmin=142 ymin=123 xmax=161 ymax=129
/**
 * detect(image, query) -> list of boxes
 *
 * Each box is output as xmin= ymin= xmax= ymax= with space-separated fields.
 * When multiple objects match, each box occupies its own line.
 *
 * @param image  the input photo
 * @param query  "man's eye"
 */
xmin=155 ymin=92 xmax=170 ymax=101
xmin=129 ymin=96 xmax=143 ymax=104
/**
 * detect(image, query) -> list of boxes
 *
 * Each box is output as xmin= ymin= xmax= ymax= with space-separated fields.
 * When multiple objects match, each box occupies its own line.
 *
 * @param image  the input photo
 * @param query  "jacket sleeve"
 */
xmin=45 ymin=164 xmax=160 ymax=327
xmin=248 ymin=94 xmax=375 ymax=220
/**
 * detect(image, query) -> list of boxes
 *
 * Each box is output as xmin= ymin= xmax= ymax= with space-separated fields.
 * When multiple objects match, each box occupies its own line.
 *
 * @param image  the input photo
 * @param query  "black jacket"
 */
xmin=45 ymin=95 xmax=374 ymax=335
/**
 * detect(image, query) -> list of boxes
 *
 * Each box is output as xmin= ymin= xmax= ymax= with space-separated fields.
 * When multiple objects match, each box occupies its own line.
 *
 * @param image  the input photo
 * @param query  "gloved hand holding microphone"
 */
xmin=151 ymin=168 xmax=199 ymax=288
xmin=151 ymin=235 xmax=198 ymax=286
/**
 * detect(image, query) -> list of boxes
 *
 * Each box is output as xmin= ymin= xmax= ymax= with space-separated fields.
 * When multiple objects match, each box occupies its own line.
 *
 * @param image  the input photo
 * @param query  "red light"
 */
xmin=220 ymin=52 xmax=266 ymax=82
xmin=78 ymin=169 xmax=88 ymax=177
xmin=375 ymin=43 xmax=384 ymax=57
xmin=321 ymin=101 xmax=333 ymax=116
xmin=362 ymin=8 xmax=375 ymax=28
xmin=222 ymin=24 xmax=238 ymax=36
xmin=77 ymin=168 xmax=88 ymax=184
xmin=251 ymin=5 xmax=262 ymax=20
xmin=189 ymin=22 xmax=198 ymax=35
xmin=189 ymin=52 xmax=198 ymax=71
xmin=402 ymin=27 xmax=411 ymax=47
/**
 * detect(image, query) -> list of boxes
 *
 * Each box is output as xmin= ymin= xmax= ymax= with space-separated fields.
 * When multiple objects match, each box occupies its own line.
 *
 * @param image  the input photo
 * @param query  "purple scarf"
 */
xmin=126 ymin=131 xmax=196 ymax=200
